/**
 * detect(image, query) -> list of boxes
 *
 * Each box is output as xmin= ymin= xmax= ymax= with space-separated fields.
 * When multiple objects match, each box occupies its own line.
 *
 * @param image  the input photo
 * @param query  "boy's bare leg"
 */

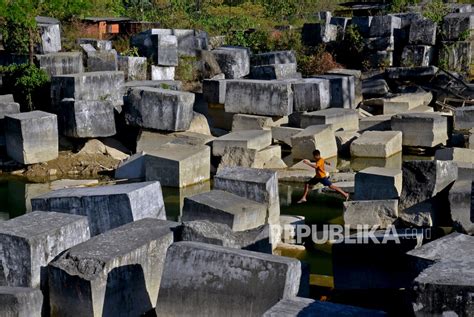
xmin=297 ymin=184 xmax=310 ymax=203
xmin=329 ymin=184 xmax=349 ymax=200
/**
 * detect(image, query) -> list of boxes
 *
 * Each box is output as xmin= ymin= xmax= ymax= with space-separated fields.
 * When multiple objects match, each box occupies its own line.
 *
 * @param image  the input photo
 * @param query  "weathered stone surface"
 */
xmin=203 ymin=78 xmax=226 ymax=104
xmin=263 ymin=297 xmax=387 ymax=317
xmin=78 ymin=38 xmax=112 ymax=51
xmin=86 ymin=49 xmax=118 ymax=72
xmin=135 ymin=130 xmax=213 ymax=152
xmin=117 ymin=56 xmax=147 ymax=81
xmin=145 ymin=143 xmax=210 ymax=187
xmin=36 ymin=52 xmax=83 ymax=77
xmin=48 ymin=219 xmax=176 ymax=317
xmin=291 ymin=125 xmax=338 ymax=159
xmin=5 ymin=111 xmax=58 ymax=164
xmin=369 ymin=15 xmax=401 ymax=37
xmin=300 ymin=108 xmax=359 ymax=131
xmin=350 ymin=131 xmax=402 ymax=158
xmin=354 ymin=167 xmax=402 ymax=200
xmin=182 ymin=190 xmax=267 ymax=231
xmin=454 ymin=105 xmax=474 ymax=130
xmin=0 ymin=101 xmax=20 ymax=120
xmin=362 ymin=79 xmax=389 ymax=97
xmin=51 ymin=71 xmax=124 ymax=109
xmin=155 ymin=34 xmax=179 ymax=66
xmin=211 ymin=46 xmax=250 ymax=79
xmin=232 ymin=114 xmax=287 ymax=131
xmin=435 ymin=147 xmax=474 ymax=164
xmin=36 ymin=17 xmax=61 ymax=53
xmin=214 ymin=167 xmax=280 ymax=225
xmin=155 ymin=241 xmax=301 ymax=316
xmin=367 ymin=51 xmax=393 ymax=68
xmin=407 ymin=233 xmax=474 ymax=317
xmin=385 ymin=66 xmax=438 ymax=79
xmin=364 ymin=36 xmax=395 ymax=52
xmin=312 ymin=75 xmax=356 ymax=109
xmin=383 ymin=92 xmax=432 ymax=114
xmin=122 ymin=80 xmax=182 ymax=94
xmin=250 ymin=63 xmax=299 ymax=80
xmin=225 ymin=80 xmax=294 ymax=116
xmin=218 ymin=145 xmax=281 ymax=170
xmin=409 ymin=19 xmax=437 ymax=45
xmin=292 ymin=78 xmax=331 ymax=112
xmin=399 ymin=160 xmax=458 ymax=211
xmin=124 ymin=87 xmax=194 ymax=131
xmin=31 ymin=181 xmax=166 ymax=236
xmin=330 ymin=17 xmax=351 ymax=39
xmin=391 ymin=113 xmax=448 ymax=147
xmin=271 ymin=126 xmax=303 ymax=146
xmin=212 ymin=130 xmax=272 ymax=156
xmin=359 ymin=115 xmax=392 ymax=131
xmin=0 ymin=211 xmax=90 ymax=288
xmin=0 ymin=286 xmax=43 ymax=317
xmin=440 ymin=41 xmax=473 ymax=74
xmin=302 ymin=23 xmax=337 ymax=46
xmin=150 ymin=65 xmax=175 ymax=80
xmin=344 ymin=200 xmax=398 ymax=229
xmin=179 ymin=220 xmax=272 ymax=253
xmin=401 ymin=45 xmax=435 ymax=67
xmin=251 ymin=51 xmax=296 ymax=66
xmin=59 ymin=99 xmax=116 ymax=138
xmin=442 ymin=12 xmax=474 ymax=41
xmin=335 ymin=130 xmax=360 ymax=155
xmin=448 ymin=180 xmax=474 ymax=234
xmin=132 ymin=29 xmax=202 ymax=58
xmin=326 ymin=69 xmax=362 ymax=106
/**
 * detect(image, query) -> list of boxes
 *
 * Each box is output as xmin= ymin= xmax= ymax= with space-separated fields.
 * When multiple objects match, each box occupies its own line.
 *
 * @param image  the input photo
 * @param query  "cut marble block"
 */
xmin=182 ymin=190 xmax=267 ymax=231
xmin=251 ymin=51 xmax=296 ymax=66
xmin=291 ymin=125 xmax=338 ymax=160
xmin=48 ymin=219 xmax=176 ymax=317
xmin=117 ymin=56 xmax=147 ymax=81
xmin=312 ymin=75 xmax=356 ymax=109
xmin=359 ymin=114 xmax=392 ymax=131
xmin=442 ymin=12 xmax=474 ymax=41
xmin=211 ymin=46 xmax=250 ymax=79
xmin=344 ymin=200 xmax=398 ymax=229
xmin=5 ymin=111 xmax=58 ymax=164
xmin=335 ymin=130 xmax=360 ymax=155
xmin=350 ymin=131 xmax=402 ymax=158
xmin=212 ymin=129 xmax=272 ymax=156
xmin=232 ymin=114 xmax=288 ymax=131
xmin=0 ymin=286 xmax=43 ymax=317
xmin=354 ymin=167 xmax=402 ymax=200
xmin=145 ymin=143 xmax=210 ymax=188
xmin=364 ymin=36 xmax=395 ymax=52
xmin=218 ymin=145 xmax=281 ymax=170
xmin=448 ymin=180 xmax=474 ymax=234
xmin=409 ymin=19 xmax=437 ymax=45
xmin=369 ymin=15 xmax=401 ymax=37
xmin=150 ymin=65 xmax=175 ymax=80
xmin=36 ymin=52 xmax=83 ymax=77
xmin=435 ymin=147 xmax=474 ymax=164
xmin=31 ymin=181 xmax=166 ymax=236
xmin=391 ymin=113 xmax=448 ymax=147
xmin=214 ymin=167 xmax=280 ymax=225
xmin=271 ymin=126 xmax=303 ymax=146
xmin=291 ymin=78 xmax=331 ymax=112
xmin=225 ymin=79 xmax=294 ymax=116
xmin=401 ymin=45 xmax=435 ymax=67
xmin=124 ymin=87 xmax=194 ymax=132
xmin=300 ymin=108 xmax=359 ymax=131
xmin=155 ymin=241 xmax=301 ymax=316
xmin=382 ymin=92 xmax=433 ymax=115
xmin=203 ymin=78 xmax=226 ymax=104
xmin=0 ymin=211 xmax=90 ymax=288
xmin=156 ymin=34 xmax=179 ymax=66
xmin=85 ymin=50 xmax=118 ymax=72
xmin=454 ymin=106 xmax=474 ymax=131
xmin=440 ymin=41 xmax=473 ymax=75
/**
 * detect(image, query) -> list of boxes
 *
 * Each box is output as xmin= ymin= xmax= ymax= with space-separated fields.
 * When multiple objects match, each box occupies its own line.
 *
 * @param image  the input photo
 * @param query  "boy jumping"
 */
xmin=297 ymin=149 xmax=349 ymax=203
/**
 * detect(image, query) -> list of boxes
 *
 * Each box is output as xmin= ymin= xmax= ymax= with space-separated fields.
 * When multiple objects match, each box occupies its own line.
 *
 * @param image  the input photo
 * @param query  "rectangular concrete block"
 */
xmin=435 ymin=147 xmax=474 ymax=164
xmin=442 ymin=12 xmax=474 ymax=41
xmin=5 ymin=111 xmax=58 ymax=164
xmin=0 ymin=287 xmax=43 ymax=317
xmin=354 ymin=167 xmax=402 ymax=200
xmin=51 ymin=71 xmax=124 ymax=109
xmin=391 ymin=113 xmax=448 ymax=147
xmin=359 ymin=114 xmax=392 ymax=131
xmin=364 ymin=36 xmax=395 ymax=52
xmin=212 ymin=130 xmax=272 ymax=156
xmin=401 ymin=45 xmax=435 ymax=67
xmin=85 ymin=50 xmax=118 ymax=72
xmin=292 ymin=78 xmax=330 ymax=112
xmin=344 ymin=200 xmax=398 ymax=229
xmin=145 ymin=143 xmax=210 ymax=188
xmin=350 ymin=131 xmax=402 ymax=158
xmin=218 ymin=145 xmax=282 ymax=170
xmin=36 ymin=52 xmax=83 ymax=77
xmin=291 ymin=124 xmax=338 ymax=159
xmin=124 ymin=87 xmax=194 ymax=131
xmin=251 ymin=51 xmax=296 ymax=66
xmin=59 ymin=99 xmax=116 ymax=138
xmin=31 ymin=181 xmax=166 ymax=236
xmin=182 ymin=190 xmax=267 ymax=231
xmin=0 ymin=211 xmax=90 ymax=288
xmin=214 ymin=167 xmax=280 ymax=225
xmin=232 ymin=114 xmax=287 ymax=131
xmin=155 ymin=241 xmax=301 ymax=316
xmin=48 ymin=219 xmax=176 ymax=317
xmin=211 ymin=46 xmax=250 ymax=79
xmin=439 ymin=41 xmax=473 ymax=74
xmin=117 ymin=56 xmax=147 ymax=81
xmin=271 ymin=126 xmax=303 ymax=146
xmin=156 ymin=34 xmax=179 ymax=66
xmin=383 ymin=92 xmax=433 ymax=114
xmin=369 ymin=15 xmax=401 ymax=37
xmin=409 ymin=19 xmax=437 ymax=45
xmin=312 ymin=75 xmax=356 ymax=109
xmin=250 ymin=64 xmax=299 ymax=80
xmin=203 ymin=78 xmax=226 ymax=104
xmin=300 ymin=108 xmax=359 ymax=131
xmin=225 ymin=80 xmax=294 ymax=116
xmin=454 ymin=106 xmax=474 ymax=131
xmin=150 ymin=65 xmax=175 ymax=80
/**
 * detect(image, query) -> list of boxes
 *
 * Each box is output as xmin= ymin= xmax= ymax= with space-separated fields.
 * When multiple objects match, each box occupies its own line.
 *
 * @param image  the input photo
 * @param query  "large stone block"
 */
xmin=214 ymin=167 xmax=280 ymax=225
xmin=211 ymin=46 xmax=250 ymax=79
xmin=232 ymin=114 xmax=287 ymax=131
xmin=150 ymin=65 xmax=175 ymax=80
xmin=391 ymin=113 xmax=448 ymax=147
xmin=364 ymin=36 xmax=395 ymax=52
xmin=440 ymin=41 xmax=473 ymax=74
xmin=218 ymin=145 xmax=281 ymax=170
xmin=369 ymin=15 xmax=401 ymax=37
xmin=312 ymin=75 xmax=356 ymax=109
xmin=409 ymin=19 xmax=437 ymax=45
xmin=385 ymin=66 xmax=438 ymax=79
xmin=251 ymin=51 xmax=296 ymax=66
xmin=78 ymin=38 xmax=112 ymax=51
xmin=362 ymin=79 xmax=389 ymax=98
xmin=123 ymin=80 xmax=182 ymax=93
xmin=300 ymin=108 xmax=359 ymax=131
xmin=401 ymin=45 xmax=434 ymax=67
xmin=155 ymin=241 xmax=301 ymax=316
xmin=145 ymin=143 xmax=210 ymax=188
xmin=48 ymin=219 xmax=176 ymax=317
xmin=203 ymin=78 xmax=226 ymax=104
xmin=448 ymin=180 xmax=474 ymax=234
xmin=225 ymin=80 xmax=293 ymax=116
xmin=0 ymin=287 xmax=43 ymax=317
xmin=132 ymin=29 xmax=199 ymax=58
xmin=292 ymin=78 xmax=330 ymax=112
xmin=5 ymin=111 xmax=58 ymax=164
xmin=59 ymin=99 xmax=116 ymax=138
xmin=302 ymin=23 xmax=337 ymax=46
xmin=326 ymin=68 xmax=362 ymax=106
xmin=117 ymin=56 xmax=147 ymax=81
xmin=382 ymin=92 xmax=432 ymax=114
xmin=271 ymin=126 xmax=303 ymax=146
xmin=51 ymin=71 xmax=124 ymax=109
xmin=344 ymin=200 xmax=398 ymax=229
xmin=35 ymin=52 xmax=83 ymax=77
xmin=124 ymin=87 xmax=194 ymax=131
xmin=454 ymin=105 xmax=474 ymax=130
xmin=182 ymin=190 xmax=267 ymax=231
xmin=291 ymin=125 xmax=338 ymax=159
xmin=359 ymin=115 xmax=392 ymax=131
xmin=212 ymin=130 xmax=272 ymax=156
xmin=351 ymin=16 xmax=373 ymax=37
xmin=156 ymin=34 xmax=179 ymax=66
xmin=442 ymin=12 xmax=474 ymax=41
xmin=354 ymin=167 xmax=402 ymax=200
xmin=0 ymin=211 xmax=90 ymax=288
xmin=435 ymin=147 xmax=474 ymax=164
xmin=31 ymin=181 xmax=166 ymax=236
xmin=250 ymin=64 xmax=299 ymax=80
xmin=350 ymin=131 xmax=402 ymax=158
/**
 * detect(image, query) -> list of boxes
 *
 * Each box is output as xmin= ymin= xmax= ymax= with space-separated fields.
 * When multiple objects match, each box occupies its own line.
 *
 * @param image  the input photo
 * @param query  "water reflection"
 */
xmin=350 ymin=152 xmax=403 ymax=171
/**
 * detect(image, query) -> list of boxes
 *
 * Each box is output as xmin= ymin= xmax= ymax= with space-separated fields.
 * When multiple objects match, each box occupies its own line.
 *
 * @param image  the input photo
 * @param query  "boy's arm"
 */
xmin=303 ymin=159 xmax=316 ymax=168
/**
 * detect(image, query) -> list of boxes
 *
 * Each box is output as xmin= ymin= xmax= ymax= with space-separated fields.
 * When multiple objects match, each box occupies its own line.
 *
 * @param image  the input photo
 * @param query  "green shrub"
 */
xmin=423 ymin=0 xmax=449 ymax=24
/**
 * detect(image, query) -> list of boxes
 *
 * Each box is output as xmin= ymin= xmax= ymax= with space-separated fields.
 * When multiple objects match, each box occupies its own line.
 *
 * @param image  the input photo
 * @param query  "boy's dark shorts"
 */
xmin=306 ymin=176 xmax=332 ymax=186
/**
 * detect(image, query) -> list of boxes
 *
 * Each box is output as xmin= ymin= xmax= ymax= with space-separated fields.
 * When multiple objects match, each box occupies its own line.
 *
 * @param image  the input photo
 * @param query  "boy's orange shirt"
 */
xmin=315 ymin=158 xmax=326 ymax=178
